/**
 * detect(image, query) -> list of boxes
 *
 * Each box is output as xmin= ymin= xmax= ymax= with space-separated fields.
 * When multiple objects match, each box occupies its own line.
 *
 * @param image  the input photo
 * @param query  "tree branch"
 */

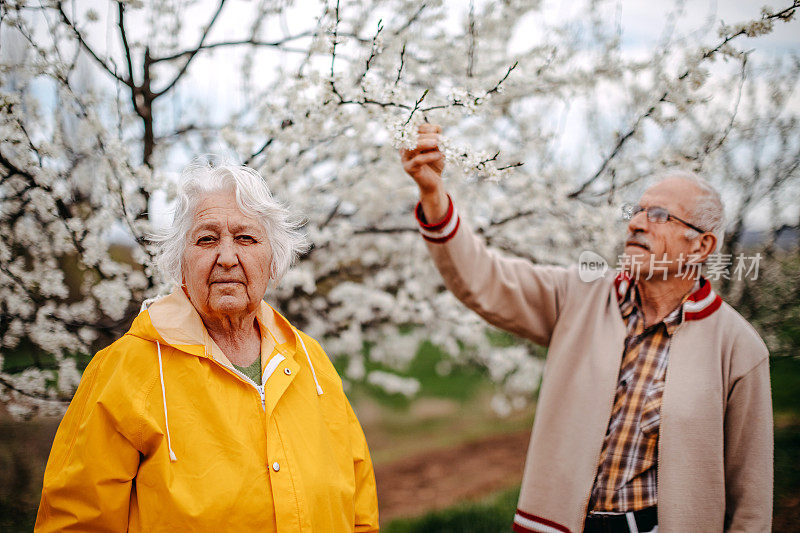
xmin=153 ymin=0 xmax=229 ymax=98
xmin=467 ymin=1 xmax=476 ymax=78
xmin=393 ymin=3 xmax=427 ymax=35
xmin=0 ymin=375 xmax=71 ymax=403
xmin=55 ymin=1 xmax=131 ymax=87
xmin=117 ymin=2 xmax=135 ymax=84
xmin=568 ymin=0 xmax=800 ymax=199
xmin=394 ymin=43 xmax=406 ymax=86
xmin=567 ymin=93 xmax=665 ymax=199
xmin=330 ymin=0 xmax=343 ymax=101
xmin=150 ymin=32 xmax=317 ymax=63
xmin=358 ymin=19 xmax=384 ymax=89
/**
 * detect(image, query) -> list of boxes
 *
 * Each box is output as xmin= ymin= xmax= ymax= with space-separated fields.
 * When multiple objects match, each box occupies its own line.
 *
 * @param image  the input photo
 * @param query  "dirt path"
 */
xmin=374 ymin=430 xmax=530 ymax=522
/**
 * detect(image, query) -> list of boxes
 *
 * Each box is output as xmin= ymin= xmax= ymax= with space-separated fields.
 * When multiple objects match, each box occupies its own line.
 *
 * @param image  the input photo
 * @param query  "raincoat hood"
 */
xmin=138 ymin=289 xmax=325 ymax=392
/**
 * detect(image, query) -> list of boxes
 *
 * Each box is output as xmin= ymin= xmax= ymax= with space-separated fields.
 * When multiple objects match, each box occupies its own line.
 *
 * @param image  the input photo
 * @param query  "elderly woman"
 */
xmin=35 ymin=161 xmax=379 ymax=532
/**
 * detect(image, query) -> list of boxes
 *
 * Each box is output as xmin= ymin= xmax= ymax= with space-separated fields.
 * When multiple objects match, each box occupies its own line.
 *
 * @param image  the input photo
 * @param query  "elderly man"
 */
xmin=400 ymin=124 xmax=772 ymax=532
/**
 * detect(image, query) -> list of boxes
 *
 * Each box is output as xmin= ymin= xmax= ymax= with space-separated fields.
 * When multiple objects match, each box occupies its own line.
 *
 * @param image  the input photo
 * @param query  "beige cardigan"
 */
xmin=419 ymin=206 xmax=773 ymax=533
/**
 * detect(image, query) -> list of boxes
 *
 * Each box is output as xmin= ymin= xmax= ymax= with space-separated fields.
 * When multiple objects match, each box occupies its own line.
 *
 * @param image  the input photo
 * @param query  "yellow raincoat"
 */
xmin=35 ymin=290 xmax=379 ymax=532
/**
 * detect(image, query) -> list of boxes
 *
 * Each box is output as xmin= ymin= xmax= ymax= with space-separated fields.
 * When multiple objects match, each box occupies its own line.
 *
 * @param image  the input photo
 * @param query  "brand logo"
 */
xmin=578 ymin=251 xmax=608 ymax=282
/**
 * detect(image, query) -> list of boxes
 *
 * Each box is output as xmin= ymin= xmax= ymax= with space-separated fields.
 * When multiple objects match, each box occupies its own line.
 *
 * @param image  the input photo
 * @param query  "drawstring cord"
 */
xmin=296 ymin=334 xmax=324 ymax=396
xmin=156 ymin=341 xmax=178 ymax=462
xmin=155 ymin=328 xmax=319 ymax=464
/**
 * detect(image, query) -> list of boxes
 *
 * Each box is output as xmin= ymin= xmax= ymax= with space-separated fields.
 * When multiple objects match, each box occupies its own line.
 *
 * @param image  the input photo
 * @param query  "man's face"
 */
xmin=623 ymin=178 xmax=703 ymax=280
xmin=181 ymin=189 xmax=272 ymax=323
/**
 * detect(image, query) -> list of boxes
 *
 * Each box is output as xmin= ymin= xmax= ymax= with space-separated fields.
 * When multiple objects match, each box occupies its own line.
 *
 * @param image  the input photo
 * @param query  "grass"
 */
xmin=383 ymin=487 xmax=520 ymax=533
xmin=771 ymin=356 xmax=800 ymax=530
xmin=343 ymin=337 xmax=536 ymax=464
xmin=771 ymin=356 xmax=800 ymax=416
xmin=338 ymin=339 xmax=492 ymax=411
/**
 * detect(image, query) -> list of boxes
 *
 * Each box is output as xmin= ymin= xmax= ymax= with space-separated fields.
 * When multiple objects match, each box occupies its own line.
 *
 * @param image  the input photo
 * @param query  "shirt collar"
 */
xmin=614 ymin=272 xmax=723 ymax=326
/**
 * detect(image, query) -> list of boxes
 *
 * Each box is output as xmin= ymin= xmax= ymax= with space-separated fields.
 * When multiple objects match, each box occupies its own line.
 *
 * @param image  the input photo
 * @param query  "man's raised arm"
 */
xmin=399 ymin=124 xmax=569 ymax=346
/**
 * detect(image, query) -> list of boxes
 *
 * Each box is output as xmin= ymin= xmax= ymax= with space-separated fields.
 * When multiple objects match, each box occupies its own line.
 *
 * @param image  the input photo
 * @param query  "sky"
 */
xmin=69 ymin=0 xmax=799 ymax=126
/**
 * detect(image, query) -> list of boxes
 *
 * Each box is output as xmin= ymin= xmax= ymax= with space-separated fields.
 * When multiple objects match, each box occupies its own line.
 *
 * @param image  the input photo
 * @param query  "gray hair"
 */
xmin=150 ymin=158 xmax=309 ymax=286
xmin=657 ymin=169 xmax=726 ymax=253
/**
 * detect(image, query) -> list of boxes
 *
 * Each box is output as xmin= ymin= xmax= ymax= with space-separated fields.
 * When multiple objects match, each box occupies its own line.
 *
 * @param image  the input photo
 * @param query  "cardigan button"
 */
xmin=284 ymin=368 xmax=292 ymax=375
xmin=272 ymin=462 xmax=280 ymax=472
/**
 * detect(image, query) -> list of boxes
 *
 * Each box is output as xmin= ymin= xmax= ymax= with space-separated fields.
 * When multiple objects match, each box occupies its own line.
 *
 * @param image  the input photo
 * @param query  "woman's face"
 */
xmin=181 ymin=189 xmax=272 ymax=324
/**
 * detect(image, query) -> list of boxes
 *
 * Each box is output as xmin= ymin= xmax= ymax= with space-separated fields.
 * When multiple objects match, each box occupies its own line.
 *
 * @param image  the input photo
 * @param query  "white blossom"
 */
xmin=1 ymin=0 xmax=797 ymax=417
xmin=367 ymin=370 xmax=420 ymax=398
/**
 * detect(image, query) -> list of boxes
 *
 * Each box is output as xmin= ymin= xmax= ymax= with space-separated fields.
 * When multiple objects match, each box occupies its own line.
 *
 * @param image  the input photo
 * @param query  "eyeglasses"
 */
xmin=621 ymin=203 xmax=707 ymax=234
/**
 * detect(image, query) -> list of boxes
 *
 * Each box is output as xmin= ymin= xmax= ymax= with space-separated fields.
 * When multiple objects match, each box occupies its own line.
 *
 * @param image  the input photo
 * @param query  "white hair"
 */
xmin=150 ymin=158 xmax=309 ymax=286
xmin=657 ymin=169 xmax=726 ymax=253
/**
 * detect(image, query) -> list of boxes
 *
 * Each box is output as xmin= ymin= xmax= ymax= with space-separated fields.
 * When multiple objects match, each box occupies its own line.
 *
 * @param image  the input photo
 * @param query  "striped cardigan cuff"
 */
xmin=512 ymin=509 xmax=570 ymax=533
xmin=414 ymin=195 xmax=460 ymax=243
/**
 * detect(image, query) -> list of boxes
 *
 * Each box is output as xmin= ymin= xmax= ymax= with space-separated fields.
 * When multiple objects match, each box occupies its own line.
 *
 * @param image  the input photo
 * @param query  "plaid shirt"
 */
xmin=589 ymin=277 xmax=697 ymax=512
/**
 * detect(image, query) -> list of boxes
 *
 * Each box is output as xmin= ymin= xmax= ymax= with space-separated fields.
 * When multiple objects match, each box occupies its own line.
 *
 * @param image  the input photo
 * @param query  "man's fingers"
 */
xmin=405 ymin=151 xmax=444 ymax=171
xmin=400 ymin=136 xmax=440 ymax=161
xmin=418 ymin=123 xmax=442 ymax=134
xmin=400 ymin=124 xmax=444 ymax=180
xmin=416 ymin=136 xmax=439 ymax=151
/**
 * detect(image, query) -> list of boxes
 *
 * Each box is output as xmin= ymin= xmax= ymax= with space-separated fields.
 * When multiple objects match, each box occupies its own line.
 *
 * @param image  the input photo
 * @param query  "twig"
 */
xmin=467 ymin=1 xmax=476 ymax=78
xmin=359 ymin=19 xmax=384 ymax=89
xmin=567 ymin=93 xmax=665 ymax=199
xmin=394 ymin=43 xmax=406 ymax=86
xmin=420 ymin=61 xmax=518 ymax=113
xmin=403 ymin=89 xmax=429 ymax=125
xmin=0 ymin=376 xmax=70 ymax=403
xmin=244 ymin=137 xmax=275 ymax=165
xmin=154 ymin=0 xmax=228 ymax=98
xmin=568 ymin=0 xmax=800 ymax=199
xmin=151 ymin=32 xmax=318 ymax=63
xmin=55 ymin=1 xmax=131 ymax=86
xmin=117 ymin=2 xmax=135 ymax=84
xmin=319 ymin=200 xmax=342 ymax=229
xmin=328 ymin=0 xmax=346 ymax=102
xmin=352 ymin=226 xmax=417 ymax=235
xmin=703 ymin=53 xmax=748 ymax=156
xmin=393 ymin=3 xmax=427 ymax=35
xmin=496 ymin=162 xmax=524 ymax=171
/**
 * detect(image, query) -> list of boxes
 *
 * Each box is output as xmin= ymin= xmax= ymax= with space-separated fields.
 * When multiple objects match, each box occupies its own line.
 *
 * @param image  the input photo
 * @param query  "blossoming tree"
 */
xmin=1 ymin=0 xmax=798 ymax=416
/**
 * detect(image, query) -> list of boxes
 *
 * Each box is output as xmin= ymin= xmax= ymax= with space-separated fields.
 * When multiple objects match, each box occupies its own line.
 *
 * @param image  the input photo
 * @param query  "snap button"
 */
xmin=284 ymin=368 xmax=291 ymax=375
xmin=272 ymin=462 xmax=280 ymax=472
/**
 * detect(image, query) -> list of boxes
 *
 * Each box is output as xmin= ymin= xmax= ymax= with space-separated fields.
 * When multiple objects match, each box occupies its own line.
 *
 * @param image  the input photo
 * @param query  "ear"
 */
xmin=689 ymin=232 xmax=717 ymax=264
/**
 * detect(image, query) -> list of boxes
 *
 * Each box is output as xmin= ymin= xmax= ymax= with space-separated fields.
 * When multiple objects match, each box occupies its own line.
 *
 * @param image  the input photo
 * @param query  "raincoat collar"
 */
xmin=142 ymin=289 xmax=301 ymax=369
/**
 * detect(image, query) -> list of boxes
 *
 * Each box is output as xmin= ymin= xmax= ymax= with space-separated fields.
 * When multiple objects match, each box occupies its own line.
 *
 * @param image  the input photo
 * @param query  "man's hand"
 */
xmin=400 ymin=123 xmax=449 ymax=224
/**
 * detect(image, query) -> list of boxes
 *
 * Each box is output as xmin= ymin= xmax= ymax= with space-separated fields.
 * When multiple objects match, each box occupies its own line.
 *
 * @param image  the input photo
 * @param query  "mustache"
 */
xmin=625 ymin=233 xmax=650 ymax=250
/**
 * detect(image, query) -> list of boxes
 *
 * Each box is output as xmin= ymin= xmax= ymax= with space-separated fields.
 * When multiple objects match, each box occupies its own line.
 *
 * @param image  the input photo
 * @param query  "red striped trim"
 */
xmin=615 ymin=273 xmax=721 ymax=321
xmin=415 ymin=195 xmax=453 ymax=230
xmin=683 ymin=277 xmax=723 ymax=321
xmin=420 ymin=217 xmax=460 ymax=243
xmin=613 ymin=271 xmax=631 ymax=302
xmin=415 ymin=194 xmax=460 ymax=243
xmin=687 ymin=277 xmax=711 ymax=302
xmin=685 ymin=294 xmax=722 ymax=321
xmin=513 ymin=509 xmax=571 ymax=533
